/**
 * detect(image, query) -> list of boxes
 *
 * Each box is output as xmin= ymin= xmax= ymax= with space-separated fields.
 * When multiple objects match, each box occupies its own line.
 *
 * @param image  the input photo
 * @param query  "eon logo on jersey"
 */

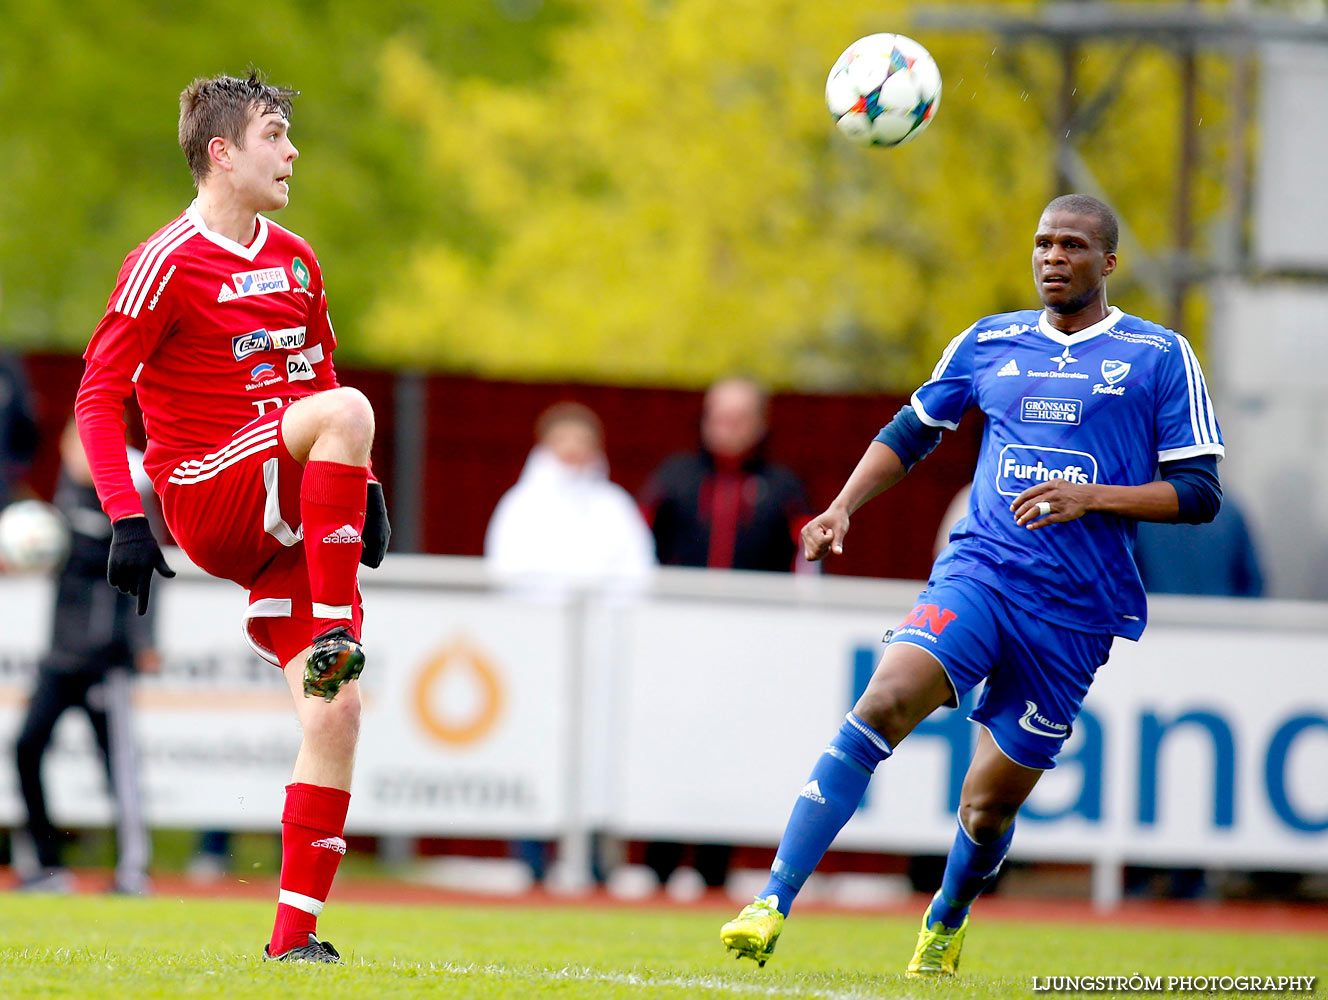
xmin=231 ymin=326 xmax=307 ymax=360
xmin=995 ymin=444 xmax=1099 ymax=498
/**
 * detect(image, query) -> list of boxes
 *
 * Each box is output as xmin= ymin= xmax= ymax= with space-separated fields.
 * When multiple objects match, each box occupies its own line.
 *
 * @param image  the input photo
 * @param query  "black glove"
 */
xmin=108 ymin=516 xmax=175 ymax=615
xmin=360 ymin=481 xmax=390 ymax=568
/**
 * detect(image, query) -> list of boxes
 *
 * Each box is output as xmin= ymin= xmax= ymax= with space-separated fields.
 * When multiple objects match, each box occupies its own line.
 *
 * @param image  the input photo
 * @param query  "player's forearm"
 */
xmin=831 ymin=441 xmax=909 ymax=516
xmin=1088 ymin=481 xmax=1181 ymax=523
xmin=74 ymin=361 xmax=145 ymax=522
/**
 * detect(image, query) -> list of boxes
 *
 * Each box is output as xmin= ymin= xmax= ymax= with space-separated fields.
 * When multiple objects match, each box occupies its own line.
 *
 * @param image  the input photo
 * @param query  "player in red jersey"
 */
xmin=74 ymin=70 xmax=389 ymax=963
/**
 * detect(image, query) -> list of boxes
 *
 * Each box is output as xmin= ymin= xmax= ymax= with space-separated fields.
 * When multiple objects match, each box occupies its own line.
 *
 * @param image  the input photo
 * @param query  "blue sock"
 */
xmin=760 ymin=713 xmax=892 ymax=916
xmin=928 ymin=817 xmax=1015 ymax=930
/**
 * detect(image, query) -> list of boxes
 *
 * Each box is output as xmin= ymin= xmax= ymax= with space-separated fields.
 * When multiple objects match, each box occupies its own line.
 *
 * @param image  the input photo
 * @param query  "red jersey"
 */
xmin=78 ymin=202 xmax=341 ymax=520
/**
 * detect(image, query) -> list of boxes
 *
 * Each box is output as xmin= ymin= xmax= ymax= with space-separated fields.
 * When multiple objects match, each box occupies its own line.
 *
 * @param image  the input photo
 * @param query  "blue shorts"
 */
xmin=887 ymin=576 xmax=1113 ymax=770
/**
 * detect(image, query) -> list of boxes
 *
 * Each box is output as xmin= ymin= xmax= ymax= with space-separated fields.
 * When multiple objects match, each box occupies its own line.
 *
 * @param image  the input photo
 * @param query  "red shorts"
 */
xmin=159 ymin=405 xmax=363 ymax=668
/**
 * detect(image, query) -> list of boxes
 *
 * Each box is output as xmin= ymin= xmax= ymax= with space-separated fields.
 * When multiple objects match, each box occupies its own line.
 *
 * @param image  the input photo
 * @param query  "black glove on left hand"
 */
xmin=108 ymin=515 xmax=175 ymax=615
xmin=360 ymin=481 xmax=390 ymax=568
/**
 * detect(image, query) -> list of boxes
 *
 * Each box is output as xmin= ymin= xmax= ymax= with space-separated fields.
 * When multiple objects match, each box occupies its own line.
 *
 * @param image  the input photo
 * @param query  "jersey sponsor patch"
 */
xmin=231 ymin=326 xmax=307 ymax=360
xmin=976 ymin=322 xmax=1034 ymax=342
xmin=227 ymin=267 xmax=290 ymax=298
xmin=286 ymin=354 xmax=315 ymax=381
xmin=1018 ymin=700 xmax=1069 ymax=739
xmin=245 ymin=362 xmax=282 ymax=391
xmin=1020 ymin=397 xmax=1082 ymax=425
xmin=995 ymin=444 xmax=1098 ymax=498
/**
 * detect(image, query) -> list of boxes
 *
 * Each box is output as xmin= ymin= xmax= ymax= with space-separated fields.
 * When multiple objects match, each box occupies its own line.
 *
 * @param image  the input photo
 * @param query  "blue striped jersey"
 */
xmin=913 ymin=306 xmax=1223 ymax=639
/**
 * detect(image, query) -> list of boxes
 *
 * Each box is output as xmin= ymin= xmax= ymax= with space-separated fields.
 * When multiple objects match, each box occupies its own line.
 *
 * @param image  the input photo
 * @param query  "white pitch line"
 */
xmin=380 ymin=960 xmax=923 ymax=999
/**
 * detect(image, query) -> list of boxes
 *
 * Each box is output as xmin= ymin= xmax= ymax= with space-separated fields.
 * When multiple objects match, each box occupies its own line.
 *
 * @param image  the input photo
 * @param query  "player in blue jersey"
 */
xmin=720 ymin=194 xmax=1224 ymax=975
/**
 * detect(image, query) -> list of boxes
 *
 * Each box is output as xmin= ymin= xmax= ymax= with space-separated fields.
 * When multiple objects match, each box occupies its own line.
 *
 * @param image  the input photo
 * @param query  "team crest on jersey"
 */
xmin=220 ymin=267 xmax=290 ymax=301
xmin=1092 ymin=359 xmax=1131 ymax=396
xmin=1100 ymin=359 xmax=1130 ymax=384
xmin=292 ymin=256 xmax=311 ymax=290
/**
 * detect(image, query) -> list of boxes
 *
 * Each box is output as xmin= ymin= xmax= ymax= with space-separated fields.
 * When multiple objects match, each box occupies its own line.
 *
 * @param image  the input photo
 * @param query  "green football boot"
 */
xmin=720 ymin=895 xmax=784 ymax=967
xmin=905 ymin=903 xmax=968 ymax=977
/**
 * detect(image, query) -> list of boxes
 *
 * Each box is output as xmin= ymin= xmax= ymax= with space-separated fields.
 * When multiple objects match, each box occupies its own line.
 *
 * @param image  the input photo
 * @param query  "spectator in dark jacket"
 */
xmin=641 ymin=377 xmax=810 ymax=573
xmin=13 ymin=418 xmax=159 ymax=893
xmin=637 ymin=377 xmax=811 ymax=892
xmin=0 ymin=350 xmax=39 ymax=506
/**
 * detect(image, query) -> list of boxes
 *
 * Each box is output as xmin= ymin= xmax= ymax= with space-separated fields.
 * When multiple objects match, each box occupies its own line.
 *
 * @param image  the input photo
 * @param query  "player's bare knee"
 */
xmin=959 ymin=799 xmax=1016 ymax=843
xmin=852 ymin=685 xmax=916 ymax=746
xmin=329 ymin=387 xmax=374 ymax=443
xmin=302 ymin=685 xmax=361 ymax=742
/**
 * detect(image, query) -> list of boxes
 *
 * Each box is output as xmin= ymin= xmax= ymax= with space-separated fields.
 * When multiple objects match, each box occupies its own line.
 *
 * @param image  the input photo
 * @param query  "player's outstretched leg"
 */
xmin=720 ymin=712 xmax=892 ymax=965
xmin=907 ymin=728 xmax=1035 ymax=977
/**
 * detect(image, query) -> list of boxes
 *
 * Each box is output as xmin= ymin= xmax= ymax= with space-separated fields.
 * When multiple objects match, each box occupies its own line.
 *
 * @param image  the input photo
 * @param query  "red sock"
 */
xmin=301 ymin=461 xmax=368 ymax=639
xmin=269 ymin=782 xmax=351 ymax=955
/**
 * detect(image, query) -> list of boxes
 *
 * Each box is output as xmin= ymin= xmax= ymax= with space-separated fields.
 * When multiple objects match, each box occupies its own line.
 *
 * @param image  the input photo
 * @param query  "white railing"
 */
xmin=2 ymin=552 xmax=1325 ymax=907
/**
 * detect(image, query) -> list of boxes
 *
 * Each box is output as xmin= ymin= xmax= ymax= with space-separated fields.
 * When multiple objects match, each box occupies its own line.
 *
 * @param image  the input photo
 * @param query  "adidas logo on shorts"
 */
xmin=323 ymin=525 xmax=361 ymax=544
xmin=311 ymin=836 xmax=347 ymax=855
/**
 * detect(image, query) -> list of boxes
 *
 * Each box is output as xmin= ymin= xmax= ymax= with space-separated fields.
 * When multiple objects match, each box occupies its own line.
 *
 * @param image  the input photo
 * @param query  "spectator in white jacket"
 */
xmin=485 ymin=402 xmax=655 ymax=887
xmin=485 ymin=402 xmax=655 ymax=596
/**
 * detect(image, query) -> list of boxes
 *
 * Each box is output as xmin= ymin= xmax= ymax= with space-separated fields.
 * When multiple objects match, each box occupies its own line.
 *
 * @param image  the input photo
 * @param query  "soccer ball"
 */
xmin=0 ymin=500 xmax=70 ymax=574
xmin=825 ymin=33 xmax=942 ymax=147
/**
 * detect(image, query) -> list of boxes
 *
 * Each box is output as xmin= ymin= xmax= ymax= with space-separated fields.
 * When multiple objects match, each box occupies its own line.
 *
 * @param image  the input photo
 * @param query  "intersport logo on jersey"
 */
xmin=995 ymin=444 xmax=1099 ymax=498
xmin=231 ymin=326 xmax=307 ymax=360
xmin=220 ymin=267 xmax=290 ymax=301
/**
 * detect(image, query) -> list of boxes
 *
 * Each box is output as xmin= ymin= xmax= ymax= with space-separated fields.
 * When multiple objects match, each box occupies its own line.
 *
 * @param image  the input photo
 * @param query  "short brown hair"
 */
xmin=178 ymin=68 xmax=298 ymax=186
xmin=535 ymin=402 xmax=604 ymax=445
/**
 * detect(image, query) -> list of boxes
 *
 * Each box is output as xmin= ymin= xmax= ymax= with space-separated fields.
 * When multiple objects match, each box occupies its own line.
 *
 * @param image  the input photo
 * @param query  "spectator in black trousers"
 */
xmin=13 ymin=418 xmax=159 ymax=893
xmin=638 ymin=376 xmax=812 ymax=891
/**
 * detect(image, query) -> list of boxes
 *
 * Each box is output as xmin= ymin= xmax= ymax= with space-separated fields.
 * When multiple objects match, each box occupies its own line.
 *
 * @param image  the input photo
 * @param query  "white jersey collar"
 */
xmin=1038 ymin=305 xmax=1122 ymax=347
xmin=186 ymin=200 xmax=269 ymax=261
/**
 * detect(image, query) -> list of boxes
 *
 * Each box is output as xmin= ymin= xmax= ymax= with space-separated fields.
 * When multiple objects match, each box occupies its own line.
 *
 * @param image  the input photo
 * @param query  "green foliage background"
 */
xmin=0 ymin=0 xmax=1232 ymax=390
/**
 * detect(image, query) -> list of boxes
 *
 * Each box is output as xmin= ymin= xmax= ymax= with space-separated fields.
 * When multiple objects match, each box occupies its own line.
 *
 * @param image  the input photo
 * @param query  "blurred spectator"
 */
xmin=12 ymin=419 xmax=159 ymax=894
xmin=0 ymin=350 xmax=39 ymax=506
xmin=485 ymin=402 xmax=654 ymax=884
xmin=640 ymin=376 xmax=810 ymax=574
xmin=934 ymin=483 xmax=973 ymax=560
xmin=1128 ymin=492 xmax=1264 ymax=900
xmin=486 ymin=402 xmax=654 ymax=595
xmin=1133 ymin=494 xmax=1264 ymax=598
xmin=637 ymin=376 xmax=811 ymax=892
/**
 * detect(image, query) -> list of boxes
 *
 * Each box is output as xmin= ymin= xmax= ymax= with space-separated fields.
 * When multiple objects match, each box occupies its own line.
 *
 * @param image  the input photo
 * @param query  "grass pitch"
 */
xmin=0 ymin=893 xmax=1321 ymax=999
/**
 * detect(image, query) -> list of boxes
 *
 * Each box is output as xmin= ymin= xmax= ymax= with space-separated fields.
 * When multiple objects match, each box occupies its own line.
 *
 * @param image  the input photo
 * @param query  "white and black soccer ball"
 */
xmin=825 ymin=33 xmax=942 ymax=147
xmin=0 ymin=500 xmax=70 ymax=574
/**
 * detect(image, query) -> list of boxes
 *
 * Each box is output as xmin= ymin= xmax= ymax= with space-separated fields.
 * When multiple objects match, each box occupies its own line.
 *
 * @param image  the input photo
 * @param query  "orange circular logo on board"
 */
xmin=413 ymin=638 xmax=504 ymax=745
